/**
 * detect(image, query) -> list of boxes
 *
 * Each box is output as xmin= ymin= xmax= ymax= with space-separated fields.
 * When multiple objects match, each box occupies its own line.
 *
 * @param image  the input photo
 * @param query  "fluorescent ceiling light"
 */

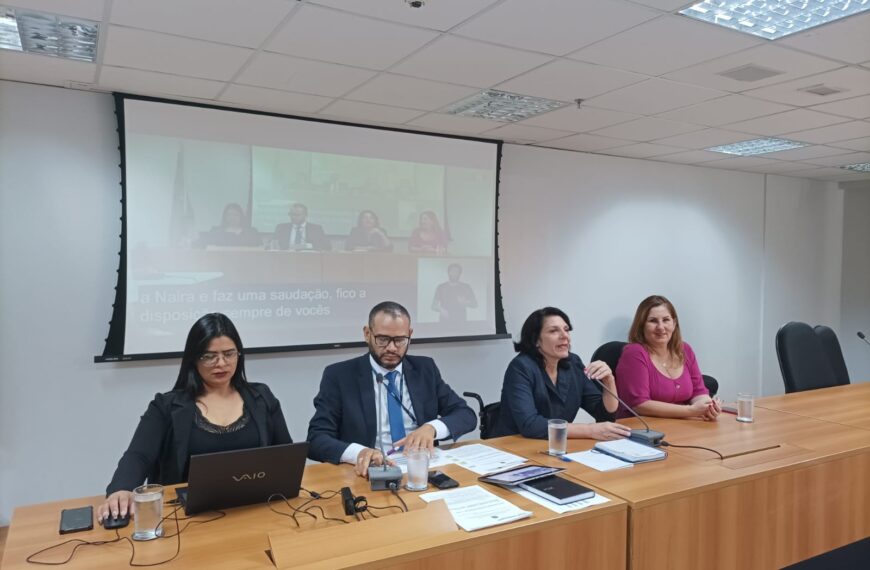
xmin=443 ymin=90 xmax=566 ymax=123
xmin=0 ymin=5 xmax=99 ymax=62
xmin=840 ymin=162 xmax=870 ymax=172
xmin=706 ymin=137 xmax=809 ymax=156
xmin=680 ymin=0 xmax=870 ymax=40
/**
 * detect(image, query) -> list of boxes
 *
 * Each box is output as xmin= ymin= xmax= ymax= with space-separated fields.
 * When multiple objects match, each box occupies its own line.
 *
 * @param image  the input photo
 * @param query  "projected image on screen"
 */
xmin=119 ymin=98 xmax=500 ymax=355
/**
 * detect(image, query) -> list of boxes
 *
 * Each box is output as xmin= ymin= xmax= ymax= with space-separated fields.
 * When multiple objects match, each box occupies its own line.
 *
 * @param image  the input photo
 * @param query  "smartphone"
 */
xmin=59 ymin=506 xmax=94 ymax=535
xmin=428 ymin=471 xmax=459 ymax=490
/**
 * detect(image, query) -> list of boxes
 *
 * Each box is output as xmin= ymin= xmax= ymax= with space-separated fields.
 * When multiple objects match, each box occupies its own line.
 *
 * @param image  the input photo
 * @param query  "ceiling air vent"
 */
xmin=800 ymin=84 xmax=846 ymax=97
xmin=717 ymin=64 xmax=784 ymax=83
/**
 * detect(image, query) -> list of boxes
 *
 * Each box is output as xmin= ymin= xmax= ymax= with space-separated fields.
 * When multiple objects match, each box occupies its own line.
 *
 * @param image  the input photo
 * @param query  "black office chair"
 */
xmin=590 ymin=341 xmax=628 ymax=373
xmin=813 ymin=325 xmax=851 ymax=386
xmin=775 ymin=321 xmax=838 ymax=393
xmin=462 ymin=392 xmax=501 ymax=440
xmin=702 ymin=375 xmax=719 ymax=397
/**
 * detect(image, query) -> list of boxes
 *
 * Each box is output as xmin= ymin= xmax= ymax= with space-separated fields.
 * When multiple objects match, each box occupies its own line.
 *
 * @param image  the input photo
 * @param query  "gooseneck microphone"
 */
xmin=858 ymin=331 xmax=870 ymax=348
xmin=368 ymin=373 xmax=403 ymax=491
xmin=590 ymin=377 xmax=665 ymax=446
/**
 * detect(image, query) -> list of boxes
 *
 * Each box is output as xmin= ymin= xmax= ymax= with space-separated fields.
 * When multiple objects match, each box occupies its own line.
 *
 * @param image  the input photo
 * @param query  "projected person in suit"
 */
xmin=195 ymin=203 xmax=262 ymax=248
xmin=97 ymin=313 xmax=292 ymax=523
xmin=273 ymin=202 xmax=331 ymax=251
xmin=431 ymin=263 xmax=478 ymax=322
xmin=409 ymin=210 xmax=448 ymax=254
xmin=344 ymin=210 xmax=393 ymax=252
xmin=615 ymin=295 xmax=721 ymax=420
xmin=307 ymin=301 xmax=476 ymax=477
xmin=492 ymin=307 xmax=631 ymax=440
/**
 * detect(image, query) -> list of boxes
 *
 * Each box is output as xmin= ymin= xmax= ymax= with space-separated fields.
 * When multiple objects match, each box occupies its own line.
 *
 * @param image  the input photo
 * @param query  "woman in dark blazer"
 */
xmin=97 ymin=313 xmax=291 ymax=522
xmin=492 ymin=307 xmax=631 ymax=440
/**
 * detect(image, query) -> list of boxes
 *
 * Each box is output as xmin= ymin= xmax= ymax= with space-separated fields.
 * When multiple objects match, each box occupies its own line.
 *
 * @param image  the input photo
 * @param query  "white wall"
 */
xmin=0 ymin=80 xmax=861 ymax=525
xmin=840 ymin=182 xmax=870 ymax=382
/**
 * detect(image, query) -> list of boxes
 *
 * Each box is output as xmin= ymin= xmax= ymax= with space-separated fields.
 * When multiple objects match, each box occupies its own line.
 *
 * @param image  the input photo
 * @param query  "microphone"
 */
xmin=590 ymin=377 xmax=665 ymax=447
xmin=368 ymin=373 xmax=403 ymax=491
xmin=858 ymin=332 xmax=870 ymax=348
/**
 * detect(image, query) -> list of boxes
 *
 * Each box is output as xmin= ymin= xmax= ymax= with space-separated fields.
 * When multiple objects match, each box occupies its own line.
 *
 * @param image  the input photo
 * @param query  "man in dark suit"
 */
xmin=307 ymin=301 xmax=476 ymax=476
xmin=273 ymin=203 xmax=331 ymax=251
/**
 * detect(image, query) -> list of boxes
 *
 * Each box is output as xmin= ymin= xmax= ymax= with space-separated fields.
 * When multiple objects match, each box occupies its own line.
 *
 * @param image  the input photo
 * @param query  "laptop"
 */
xmin=175 ymin=442 xmax=308 ymax=515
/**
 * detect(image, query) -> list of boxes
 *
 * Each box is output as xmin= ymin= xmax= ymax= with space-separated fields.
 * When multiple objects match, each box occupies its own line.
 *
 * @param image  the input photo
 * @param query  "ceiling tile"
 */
xmin=805 ymin=151 xmax=870 ymax=167
xmin=390 ymin=36 xmax=552 ymax=88
xmin=809 ymin=94 xmax=870 ymax=120
xmin=831 ymin=137 xmax=870 ymax=152
xmin=723 ymin=109 xmax=849 ymax=136
xmin=743 ymin=67 xmax=870 ymax=107
xmin=537 ymin=132 xmax=631 ymax=152
xmin=405 ymin=113 xmax=502 ymax=135
xmin=663 ymin=44 xmax=841 ymax=92
xmin=653 ymin=128 xmax=752 ymax=149
xmin=520 ymin=105 xmax=640 ymax=132
xmin=110 ymin=0 xmax=293 ymax=48
xmin=789 ymin=166 xmax=870 ymax=181
xmin=454 ymin=0 xmax=658 ymax=56
xmin=587 ymin=78 xmax=726 ymax=115
xmin=569 ymin=15 xmax=760 ymax=76
xmin=779 ymin=12 xmax=870 ymax=65
xmin=344 ymin=73 xmax=478 ymax=111
xmin=267 ymin=5 xmax=438 ymax=70
xmin=738 ymin=161 xmax=816 ymax=173
xmin=785 ymin=121 xmax=870 ymax=145
xmin=236 ymin=52 xmax=376 ymax=98
xmin=769 ymin=145 xmax=858 ymax=161
xmin=98 ymin=66 xmax=224 ymax=99
xmin=0 ymin=51 xmax=95 ymax=87
xmin=657 ymin=94 xmax=794 ymax=126
xmin=102 ymin=26 xmax=253 ymax=81
xmin=483 ymin=123 xmax=575 ymax=143
xmin=603 ymin=142 xmax=686 ymax=158
xmin=496 ymin=59 xmax=646 ymax=103
xmin=309 ymin=0 xmax=500 ymax=32
xmin=219 ymin=84 xmax=332 ymax=115
xmin=630 ymin=0 xmax=694 ymax=9
xmin=654 ymin=149 xmax=726 ymax=164
xmin=10 ymin=0 xmax=106 ymax=20
xmin=319 ymin=100 xmax=424 ymax=125
xmin=702 ymin=156 xmax=794 ymax=170
xmin=591 ymin=117 xmax=703 ymax=141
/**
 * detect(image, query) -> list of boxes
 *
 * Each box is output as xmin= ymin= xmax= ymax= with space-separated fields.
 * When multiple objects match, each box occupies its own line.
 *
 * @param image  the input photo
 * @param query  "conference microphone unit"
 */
xmin=858 ymin=331 xmax=870 ymax=349
xmin=590 ymin=377 xmax=664 ymax=447
xmin=368 ymin=373 xmax=403 ymax=491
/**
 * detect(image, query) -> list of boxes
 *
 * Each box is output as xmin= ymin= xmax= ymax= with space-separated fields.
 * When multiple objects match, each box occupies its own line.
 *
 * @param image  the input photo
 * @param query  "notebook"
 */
xmin=592 ymin=438 xmax=666 ymax=464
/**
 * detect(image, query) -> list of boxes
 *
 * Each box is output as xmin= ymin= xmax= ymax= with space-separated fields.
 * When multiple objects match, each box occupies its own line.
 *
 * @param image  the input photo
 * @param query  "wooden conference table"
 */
xmin=3 ymin=384 xmax=867 ymax=569
xmin=755 ymin=381 xmax=870 ymax=430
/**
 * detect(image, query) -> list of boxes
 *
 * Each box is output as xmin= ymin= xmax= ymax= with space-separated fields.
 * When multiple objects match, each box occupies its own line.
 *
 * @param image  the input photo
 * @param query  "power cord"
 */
xmin=660 ymin=440 xmax=725 ymax=460
xmin=388 ymin=482 xmax=409 ymax=513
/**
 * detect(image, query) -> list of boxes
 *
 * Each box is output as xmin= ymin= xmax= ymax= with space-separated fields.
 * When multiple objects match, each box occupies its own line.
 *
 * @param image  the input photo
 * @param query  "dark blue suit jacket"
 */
xmin=306 ymin=354 xmax=476 ymax=464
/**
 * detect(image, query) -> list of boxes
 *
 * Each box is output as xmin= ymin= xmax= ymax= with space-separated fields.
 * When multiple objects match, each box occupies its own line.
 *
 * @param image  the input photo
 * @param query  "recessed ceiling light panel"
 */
xmin=840 ymin=162 xmax=870 ymax=172
xmin=680 ymin=0 xmax=870 ymax=40
xmin=706 ymin=137 xmax=809 ymax=156
xmin=443 ymin=90 xmax=566 ymax=123
xmin=0 ymin=5 xmax=99 ymax=62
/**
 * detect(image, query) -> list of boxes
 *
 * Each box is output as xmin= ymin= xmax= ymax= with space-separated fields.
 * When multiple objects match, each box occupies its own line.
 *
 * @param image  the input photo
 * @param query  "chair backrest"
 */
xmin=462 ymin=391 xmax=501 ymax=440
xmin=775 ymin=321 xmax=838 ymax=393
xmin=702 ymin=375 xmax=719 ymax=397
xmin=813 ymin=325 xmax=851 ymax=386
xmin=590 ymin=341 xmax=628 ymax=374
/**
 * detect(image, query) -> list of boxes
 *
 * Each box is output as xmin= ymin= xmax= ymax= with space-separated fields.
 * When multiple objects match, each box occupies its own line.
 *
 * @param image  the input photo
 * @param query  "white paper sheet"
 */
xmin=513 ymin=488 xmax=611 ymax=514
xmin=441 ymin=444 xmax=526 ymax=475
xmin=565 ymin=450 xmax=634 ymax=472
xmin=419 ymin=485 xmax=532 ymax=532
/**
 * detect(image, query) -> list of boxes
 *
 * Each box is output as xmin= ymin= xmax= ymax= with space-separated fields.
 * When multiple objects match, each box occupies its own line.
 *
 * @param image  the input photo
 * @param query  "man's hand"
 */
xmin=394 ymin=424 xmax=437 ymax=452
xmin=355 ymin=448 xmax=393 ymax=477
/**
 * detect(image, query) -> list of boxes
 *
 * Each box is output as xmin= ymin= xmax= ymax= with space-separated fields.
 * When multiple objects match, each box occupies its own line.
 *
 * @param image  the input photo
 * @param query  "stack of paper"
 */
xmin=593 ymin=438 xmax=666 ymax=463
xmin=513 ymin=488 xmax=611 ymax=514
xmin=441 ymin=444 xmax=526 ymax=474
xmin=419 ymin=485 xmax=532 ymax=532
xmin=564 ymin=450 xmax=634 ymax=471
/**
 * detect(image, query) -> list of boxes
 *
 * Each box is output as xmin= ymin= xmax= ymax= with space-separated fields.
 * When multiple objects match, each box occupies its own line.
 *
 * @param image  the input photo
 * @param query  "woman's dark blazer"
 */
xmin=106 ymin=382 xmax=291 ymax=495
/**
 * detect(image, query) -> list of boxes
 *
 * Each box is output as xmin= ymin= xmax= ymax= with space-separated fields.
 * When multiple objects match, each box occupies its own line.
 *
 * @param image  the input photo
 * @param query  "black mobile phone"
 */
xmin=428 ymin=470 xmax=459 ymax=490
xmin=59 ymin=506 xmax=94 ymax=534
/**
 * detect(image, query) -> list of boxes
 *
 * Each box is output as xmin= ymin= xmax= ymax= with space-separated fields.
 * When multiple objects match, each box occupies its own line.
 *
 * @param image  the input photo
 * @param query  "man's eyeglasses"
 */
xmin=372 ymin=335 xmax=410 ymax=348
xmin=199 ymin=350 xmax=240 ymax=367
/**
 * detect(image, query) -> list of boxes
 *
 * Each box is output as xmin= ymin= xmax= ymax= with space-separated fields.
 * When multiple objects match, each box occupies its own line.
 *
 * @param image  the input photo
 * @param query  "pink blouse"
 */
xmin=614 ymin=342 xmax=708 ymax=419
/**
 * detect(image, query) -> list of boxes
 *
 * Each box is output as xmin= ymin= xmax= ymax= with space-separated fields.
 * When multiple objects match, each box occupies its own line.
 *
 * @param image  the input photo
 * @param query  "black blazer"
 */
xmin=274 ymin=222 xmax=331 ymax=251
xmin=306 ymin=354 xmax=476 ymax=464
xmin=106 ymin=383 xmax=291 ymax=495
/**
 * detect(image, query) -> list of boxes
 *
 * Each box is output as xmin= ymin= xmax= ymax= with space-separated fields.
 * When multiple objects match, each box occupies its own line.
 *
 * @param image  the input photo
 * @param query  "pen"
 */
xmin=538 ymin=451 xmax=572 ymax=462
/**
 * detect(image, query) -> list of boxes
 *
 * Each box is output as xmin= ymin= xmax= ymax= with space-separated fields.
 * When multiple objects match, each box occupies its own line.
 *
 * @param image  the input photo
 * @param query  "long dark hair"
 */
xmin=172 ymin=313 xmax=248 ymax=398
xmin=514 ymin=307 xmax=573 ymax=370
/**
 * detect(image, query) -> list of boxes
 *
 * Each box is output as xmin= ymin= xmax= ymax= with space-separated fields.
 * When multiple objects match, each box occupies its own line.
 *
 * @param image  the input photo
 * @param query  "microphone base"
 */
xmin=368 ymin=465 xmax=403 ymax=491
xmin=629 ymin=429 xmax=665 ymax=447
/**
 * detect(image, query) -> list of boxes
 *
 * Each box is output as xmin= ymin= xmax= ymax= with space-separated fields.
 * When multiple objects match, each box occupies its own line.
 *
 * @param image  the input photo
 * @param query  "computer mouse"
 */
xmin=101 ymin=513 xmax=130 ymax=530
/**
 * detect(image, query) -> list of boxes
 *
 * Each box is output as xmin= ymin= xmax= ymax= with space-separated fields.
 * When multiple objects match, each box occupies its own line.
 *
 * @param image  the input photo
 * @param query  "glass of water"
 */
xmin=548 ymin=418 xmax=568 ymax=455
xmin=405 ymin=448 xmax=430 ymax=491
xmin=736 ymin=393 xmax=754 ymax=423
xmin=132 ymin=484 xmax=164 ymax=541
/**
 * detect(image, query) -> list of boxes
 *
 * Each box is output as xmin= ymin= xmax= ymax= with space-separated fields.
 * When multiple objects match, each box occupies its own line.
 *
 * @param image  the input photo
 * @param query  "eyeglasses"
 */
xmin=372 ymin=335 xmax=410 ymax=348
xmin=199 ymin=350 xmax=240 ymax=367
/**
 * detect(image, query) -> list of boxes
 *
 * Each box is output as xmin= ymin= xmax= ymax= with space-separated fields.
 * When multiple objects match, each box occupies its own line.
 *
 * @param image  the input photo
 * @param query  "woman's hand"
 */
xmin=585 ymin=422 xmax=632 ymax=441
xmin=585 ymin=360 xmax=615 ymax=383
xmin=97 ymin=490 xmax=133 ymax=522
